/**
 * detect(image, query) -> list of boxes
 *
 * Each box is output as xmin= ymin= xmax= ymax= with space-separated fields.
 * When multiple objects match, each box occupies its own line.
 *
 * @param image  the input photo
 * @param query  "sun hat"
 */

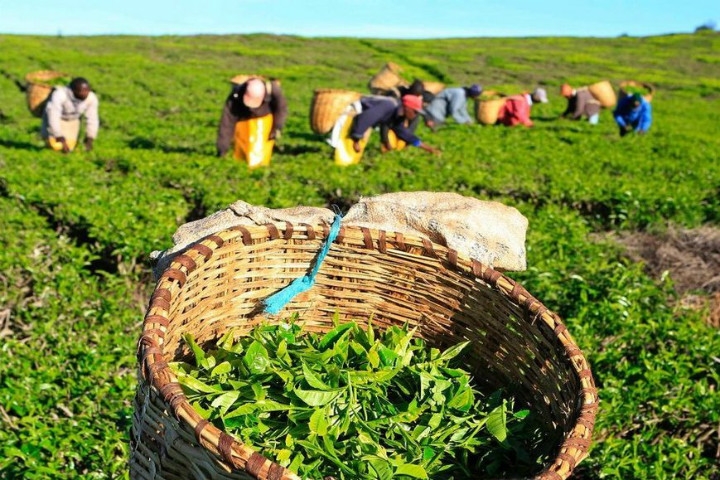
xmin=401 ymin=94 xmax=423 ymax=112
xmin=533 ymin=87 xmax=549 ymax=103
xmin=243 ymin=78 xmax=266 ymax=109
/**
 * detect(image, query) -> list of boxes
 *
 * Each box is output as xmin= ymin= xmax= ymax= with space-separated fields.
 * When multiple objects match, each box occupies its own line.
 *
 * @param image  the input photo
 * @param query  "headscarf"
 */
xmin=401 ymin=94 xmax=423 ymax=112
xmin=467 ymin=84 xmax=483 ymax=97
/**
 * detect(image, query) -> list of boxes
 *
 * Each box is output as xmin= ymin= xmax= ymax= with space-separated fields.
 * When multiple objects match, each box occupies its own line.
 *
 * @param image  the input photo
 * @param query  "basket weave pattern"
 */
xmin=309 ymin=89 xmax=362 ymax=135
xmin=587 ymin=80 xmax=617 ymax=108
xmin=475 ymin=90 xmax=508 ymax=125
xmin=24 ymin=70 xmax=67 ymax=118
xmin=131 ymin=223 xmax=598 ymax=480
xmin=368 ymin=62 xmax=408 ymax=95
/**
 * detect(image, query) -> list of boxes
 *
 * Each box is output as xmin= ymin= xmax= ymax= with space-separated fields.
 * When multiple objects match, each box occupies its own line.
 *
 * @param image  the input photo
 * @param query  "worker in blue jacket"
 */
xmin=613 ymin=93 xmax=652 ymax=136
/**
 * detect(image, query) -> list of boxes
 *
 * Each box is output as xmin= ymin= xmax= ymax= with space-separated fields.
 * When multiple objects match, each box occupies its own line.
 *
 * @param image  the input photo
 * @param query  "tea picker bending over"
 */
xmin=560 ymin=83 xmax=601 ymax=125
xmin=398 ymin=79 xmax=432 ymax=129
xmin=613 ymin=93 xmax=652 ymax=136
xmin=216 ymin=77 xmax=288 ymax=160
xmin=423 ymin=84 xmax=483 ymax=131
xmin=497 ymin=87 xmax=548 ymax=127
xmin=41 ymin=77 xmax=99 ymax=153
xmin=351 ymin=94 xmax=441 ymax=155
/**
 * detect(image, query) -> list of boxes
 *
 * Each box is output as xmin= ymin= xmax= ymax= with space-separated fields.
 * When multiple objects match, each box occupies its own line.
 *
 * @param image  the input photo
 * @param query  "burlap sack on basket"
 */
xmin=151 ymin=191 xmax=529 ymax=278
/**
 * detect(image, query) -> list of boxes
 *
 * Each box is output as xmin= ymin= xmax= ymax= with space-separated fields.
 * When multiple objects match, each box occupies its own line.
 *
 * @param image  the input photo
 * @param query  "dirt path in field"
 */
xmin=612 ymin=226 xmax=720 ymax=328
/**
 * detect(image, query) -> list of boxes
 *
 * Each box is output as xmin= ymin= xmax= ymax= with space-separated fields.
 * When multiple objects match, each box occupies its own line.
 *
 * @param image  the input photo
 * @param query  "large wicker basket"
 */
xmin=587 ymin=80 xmax=617 ymax=108
xmin=422 ymin=81 xmax=446 ymax=95
xmin=368 ymin=62 xmax=408 ymax=95
xmin=618 ymin=80 xmax=655 ymax=103
xmin=475 ymin=90 xmax=508 ymax=125
xmin=309 ymin=88 xmax=362 ymax=135
xmin=25 ymin=70 xmax=68 ymax=118
xmin=131 ymin=222 xmax=598 ymax=480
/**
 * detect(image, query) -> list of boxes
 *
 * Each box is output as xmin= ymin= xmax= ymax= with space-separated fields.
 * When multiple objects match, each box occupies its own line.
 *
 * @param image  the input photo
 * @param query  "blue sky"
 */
xmin=0 ymin=0 xmax=717 ymax=38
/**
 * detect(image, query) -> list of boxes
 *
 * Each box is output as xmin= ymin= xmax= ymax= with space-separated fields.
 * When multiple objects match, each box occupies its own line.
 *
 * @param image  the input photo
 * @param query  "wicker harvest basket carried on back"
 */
xmin=230 ymin=74 xmax=265 ymax=85
xmin=131 ymin=223 xmax=598 ymax=480
xmin=475 ymin=90 xmax=508 ymax=125
xmin=587 ymin=80 xmax=617 ymax=108
xmin=25 ymin=70 xmax=68 ymax=118
xmin=422 ymin=81 xmax=446 ymax=95
xmin=368 ymin=62 xmax=408 ymax=95
xmin=618 ymin=80 xmax=655 ymax=103
xmin=309 ymin=88 xmax=362 ymax=135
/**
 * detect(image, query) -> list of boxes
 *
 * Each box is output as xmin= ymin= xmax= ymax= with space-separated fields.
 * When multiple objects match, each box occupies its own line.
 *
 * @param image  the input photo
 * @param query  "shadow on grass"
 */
xmin=0 ymin=138 xmax=43 ymax=151
xmin=533 ymin=115 xmax=564 ymax=123
xmin=127 ymin=136 xmax=202 ymax=155
xmin=291 ymin=131 xmax=328 ymax=142
xmin=276 ymin=143 xmax=324 ymax=155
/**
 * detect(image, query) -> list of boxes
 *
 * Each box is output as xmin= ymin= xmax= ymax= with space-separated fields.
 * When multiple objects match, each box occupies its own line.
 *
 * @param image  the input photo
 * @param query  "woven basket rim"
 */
xmin=138 ymin=222 xmax=599 ymax=480
xmin=229 ymin=74 xmax=266 ymax=85
xmin=618 ymin=80 xmax=656 ymax=94
xmin=25 ymin=70 xmax=69 ymax=86
xmin=313 ymin=88 xmax=362 ymax=95
xmin=478 ymin=89 xmax=508 ymax=99
xmin=309 ymin=90 xmax=363 ymax=134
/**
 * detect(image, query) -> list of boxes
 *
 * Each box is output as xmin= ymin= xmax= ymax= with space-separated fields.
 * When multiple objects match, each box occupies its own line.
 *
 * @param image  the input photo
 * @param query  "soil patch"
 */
xmin=612 ymin=226 xmax=720 ymax=328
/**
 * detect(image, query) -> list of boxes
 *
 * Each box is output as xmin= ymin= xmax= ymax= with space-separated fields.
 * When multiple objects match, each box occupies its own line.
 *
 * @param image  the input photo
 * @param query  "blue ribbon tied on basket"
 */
xmin=263 ymin=214 xmax=342 ymax=315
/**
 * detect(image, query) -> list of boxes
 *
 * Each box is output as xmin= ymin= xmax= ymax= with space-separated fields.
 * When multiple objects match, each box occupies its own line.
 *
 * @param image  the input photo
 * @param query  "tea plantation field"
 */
xmin=0 ymin=32 xmax=719 ymax=479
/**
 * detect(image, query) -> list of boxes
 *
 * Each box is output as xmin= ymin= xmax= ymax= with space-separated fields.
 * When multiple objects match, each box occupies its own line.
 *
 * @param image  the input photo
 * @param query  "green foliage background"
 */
xmin=0 ymin=32 xmax=719 ymax=479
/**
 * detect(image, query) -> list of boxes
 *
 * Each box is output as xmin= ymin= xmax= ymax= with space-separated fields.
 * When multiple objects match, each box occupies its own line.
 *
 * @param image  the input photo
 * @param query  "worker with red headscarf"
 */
xmin=349 ymin=94 xmax=441 ymax=155
xmin=216 ymin=77 xmax=288 ymax=162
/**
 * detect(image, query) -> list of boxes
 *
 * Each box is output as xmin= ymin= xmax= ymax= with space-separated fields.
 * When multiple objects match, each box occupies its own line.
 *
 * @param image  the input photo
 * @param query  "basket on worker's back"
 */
xmin=475 ymin=90 xmax=508 ymax=125
xmin=229 ymin=74 xmax=266 ymax=86
xmin=131 ymin=222 xmax=599 ymax=480
xmin=587 ymin=80 xmax=617 ymax=108
xmin=618 ymin=80 xmax=655 ymax=102
xmin=422 ymin=81 xmax=446 ymax=95
xmin=25 ymin=70 xmax=69 ymax=118
xmin=368 ymin=62 xmax=408 ymax=95
xmin=309 ymin=88 xmax=362 ymax=135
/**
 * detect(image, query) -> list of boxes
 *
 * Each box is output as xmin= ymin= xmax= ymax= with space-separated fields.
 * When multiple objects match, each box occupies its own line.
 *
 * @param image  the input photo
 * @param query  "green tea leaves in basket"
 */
xmin=171 ymin=319 xmax=548 ymax=479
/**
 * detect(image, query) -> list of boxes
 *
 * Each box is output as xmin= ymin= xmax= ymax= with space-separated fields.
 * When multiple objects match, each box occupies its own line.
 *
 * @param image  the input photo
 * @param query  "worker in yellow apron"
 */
xmin=216 ymin=77 xmax=288 ymax=168
xmin=41 ymin=77 xmax=99 ymax=153
xmin=330 ymin=105 xmax=370 ymax=166
xmin=233 ymin=114 xmax=275 ymax=168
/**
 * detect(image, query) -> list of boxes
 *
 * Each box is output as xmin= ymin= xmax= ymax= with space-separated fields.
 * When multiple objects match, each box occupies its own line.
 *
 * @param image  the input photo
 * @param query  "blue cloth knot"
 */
xmin=263 ymin=214 xmax=342 ymax=315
